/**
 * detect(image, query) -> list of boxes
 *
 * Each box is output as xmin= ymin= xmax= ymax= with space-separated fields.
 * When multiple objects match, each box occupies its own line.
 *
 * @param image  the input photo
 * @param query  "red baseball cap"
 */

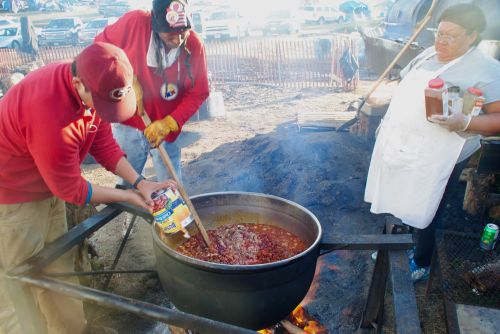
xmin=75 ymin=42 xmax=136 ymax=123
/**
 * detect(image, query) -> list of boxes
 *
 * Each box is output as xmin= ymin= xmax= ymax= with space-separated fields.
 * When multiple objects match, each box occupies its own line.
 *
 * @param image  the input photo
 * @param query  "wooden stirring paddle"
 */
xmin=141 ymin=113 xmax=211 ymax=247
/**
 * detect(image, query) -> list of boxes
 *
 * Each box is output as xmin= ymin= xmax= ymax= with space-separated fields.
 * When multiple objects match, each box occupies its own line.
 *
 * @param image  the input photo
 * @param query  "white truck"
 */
xmin=205 ymin=9 xmax=249 ymax=40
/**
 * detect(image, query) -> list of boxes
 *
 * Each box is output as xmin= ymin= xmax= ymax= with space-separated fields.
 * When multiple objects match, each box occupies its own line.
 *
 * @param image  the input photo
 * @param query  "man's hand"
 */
xmin=123 ymin=189 xmax=152 ymax=212
xmin=136 ymin=179 xmax=178 ymax=207
xmin=144 ymin=115 xmax=179 ymax=147
xmin=428 ymin=107 xmax=472 ymax=132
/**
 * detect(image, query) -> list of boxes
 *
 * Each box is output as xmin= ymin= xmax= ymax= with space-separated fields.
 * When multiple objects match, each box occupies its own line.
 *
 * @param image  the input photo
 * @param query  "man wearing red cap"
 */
xmin=0 ymin=42 xmax=174 ymax=333
xmin=95 ymin=0 xmax=209 ymax=184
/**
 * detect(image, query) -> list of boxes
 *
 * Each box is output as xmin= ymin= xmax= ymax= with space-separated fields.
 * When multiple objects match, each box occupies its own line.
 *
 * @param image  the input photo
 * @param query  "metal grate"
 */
xmin=436 ymin=230 xmax=500 ymax=309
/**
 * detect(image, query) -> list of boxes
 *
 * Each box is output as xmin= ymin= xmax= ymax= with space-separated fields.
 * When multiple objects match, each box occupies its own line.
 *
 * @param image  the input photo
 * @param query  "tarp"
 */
xmin=339 ymin=1 xmax=369 ymax=15
xmin=383 ymin=0 xmax=500 ymax=48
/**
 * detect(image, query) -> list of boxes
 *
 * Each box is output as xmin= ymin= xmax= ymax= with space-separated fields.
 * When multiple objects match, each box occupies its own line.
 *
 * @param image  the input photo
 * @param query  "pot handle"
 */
xmin=318 ymin=234 xmax=413 ymax=257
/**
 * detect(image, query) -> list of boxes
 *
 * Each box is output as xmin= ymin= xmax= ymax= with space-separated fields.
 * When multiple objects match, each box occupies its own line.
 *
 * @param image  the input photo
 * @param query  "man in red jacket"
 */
xmin=95 ymin=0 xmax=209 ymax=234
xmin=0 ymin=42 xmax=174 ymax=333
xmin=95 ymin=0 xmax=209 ymax=183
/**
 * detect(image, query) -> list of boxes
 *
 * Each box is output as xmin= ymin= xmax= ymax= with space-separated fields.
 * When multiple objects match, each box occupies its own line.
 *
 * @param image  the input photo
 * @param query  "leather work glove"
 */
xmin=133 ymin=76 xmax=144 ymax=116
xmin=144 ymin=115 xmax=179 ymax=148
xmin=428 ymin=108 xmax=472 ymax=132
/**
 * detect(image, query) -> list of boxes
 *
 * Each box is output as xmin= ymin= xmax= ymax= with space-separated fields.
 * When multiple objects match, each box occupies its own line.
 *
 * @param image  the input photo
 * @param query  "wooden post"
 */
xmin=463 ymin=170 xmax=495 ymax=216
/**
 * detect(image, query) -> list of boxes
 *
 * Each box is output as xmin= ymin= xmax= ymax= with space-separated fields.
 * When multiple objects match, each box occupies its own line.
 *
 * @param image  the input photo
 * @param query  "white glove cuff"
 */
xmin=461 ymin=114 xmax=473 ymax=132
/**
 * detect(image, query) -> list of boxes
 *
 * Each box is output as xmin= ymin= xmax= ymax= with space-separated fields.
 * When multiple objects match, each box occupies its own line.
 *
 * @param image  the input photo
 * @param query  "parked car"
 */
xmin=75 ymin=0 xmax=96 ymax=6
xmin=38 ymin=17 xmax=83 ymax=46
xmin=191 ymin=11 xmax=206 ymax=40
xmin=79 ymin=17 xmax=117 ymax=45
xmin=366 ymin=0 xmax=394 ymax=18
xmin=205 ymin=9 xmax=249 ymax=40
xmin=263 ymin=9 xmax=301 ymax=36
xmin=39 ymin=0 xmax=69 ymax=12
xmin=339 ymin=1 xmax=370 ymax=21
xmin=301 ymin=5 xmax=345 ymax=25
xmin=0 ymin=16 xmax=16 ymax=30
xmin=98 ymin=0 xmax=147 ymax=18
xmin=0 ymin=20 xmax=21 ymax=48
xmin=0 ymin=0 xmax=28 ymax=13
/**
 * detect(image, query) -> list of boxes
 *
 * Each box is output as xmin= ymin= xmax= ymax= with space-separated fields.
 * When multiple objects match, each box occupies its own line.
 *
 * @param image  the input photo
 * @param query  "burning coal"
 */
xmin=259 ymin=305 xmax=327 ymax=334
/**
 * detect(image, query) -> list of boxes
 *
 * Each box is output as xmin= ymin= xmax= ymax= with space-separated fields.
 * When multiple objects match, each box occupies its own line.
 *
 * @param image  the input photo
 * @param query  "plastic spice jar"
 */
xmin=425 ymin=78 xmax=448 ymax=118
xmin=448 ymin=86 xmax=463 ymax=113
xmin=462 ymin=87 xmax=484 ymax=116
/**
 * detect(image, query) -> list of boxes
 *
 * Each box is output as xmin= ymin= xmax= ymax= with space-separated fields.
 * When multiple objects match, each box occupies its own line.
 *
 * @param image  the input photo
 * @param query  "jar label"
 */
xmin=442 ymin=90 xmax=449 ymax=116
xmin=152 ymin=188 xmax=193 ymax=234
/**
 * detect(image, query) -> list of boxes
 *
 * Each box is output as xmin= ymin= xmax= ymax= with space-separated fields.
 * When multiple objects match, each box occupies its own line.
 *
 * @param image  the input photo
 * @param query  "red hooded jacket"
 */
xmin=95 ymin=10 xmax=210 ymax=142
xmin=0 ymin=62 xmax=125 ymax=205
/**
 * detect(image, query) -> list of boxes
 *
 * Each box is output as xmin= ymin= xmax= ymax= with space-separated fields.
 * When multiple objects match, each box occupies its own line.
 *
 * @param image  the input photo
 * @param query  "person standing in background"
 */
xmin=95 ymin=0 xmax=209 ymax=182
xmin=95 ymin=0 xmax=209 ymax=233
xmin=365 ymin=4 xmax=500 ymax=282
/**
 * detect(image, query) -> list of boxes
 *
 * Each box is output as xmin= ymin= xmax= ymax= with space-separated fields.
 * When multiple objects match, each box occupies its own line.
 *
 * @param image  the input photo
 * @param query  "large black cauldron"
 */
xmin=152 ymin=192 xmax=322 ymax=330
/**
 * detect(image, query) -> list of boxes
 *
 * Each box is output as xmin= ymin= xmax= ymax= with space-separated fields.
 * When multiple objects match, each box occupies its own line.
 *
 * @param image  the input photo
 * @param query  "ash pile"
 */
xmin=182 ymin=124 xmax=386 ymax=332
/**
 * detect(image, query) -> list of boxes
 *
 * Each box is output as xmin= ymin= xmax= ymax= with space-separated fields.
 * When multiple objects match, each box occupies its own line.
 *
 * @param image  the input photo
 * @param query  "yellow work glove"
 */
xmin=132 ymin=76 xmax=144 ymax=116
xmin=144 ymin=115 xmax=179 ymax=147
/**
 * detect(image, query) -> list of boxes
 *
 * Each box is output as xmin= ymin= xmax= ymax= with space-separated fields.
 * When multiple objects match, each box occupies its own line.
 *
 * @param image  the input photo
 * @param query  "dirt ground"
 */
xmin=81 ymin=81 xmax=447 ymax=333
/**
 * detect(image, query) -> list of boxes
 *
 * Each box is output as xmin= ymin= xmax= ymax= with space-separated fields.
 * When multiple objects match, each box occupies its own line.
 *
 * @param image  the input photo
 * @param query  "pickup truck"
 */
xmin=38 ymin=17 xmax=83 ymax=46
xmin=205 ymin=9 xmax=249 ymax=40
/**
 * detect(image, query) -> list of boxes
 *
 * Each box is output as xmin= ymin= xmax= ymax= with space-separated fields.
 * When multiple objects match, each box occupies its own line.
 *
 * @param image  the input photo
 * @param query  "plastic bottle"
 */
xmin=462 ymin=87 xmax=485 ymax=116
xmin=448 ymin=86 xmax=463 ymax=113
xmin=425 ymin=78 xmax=448 ymax=118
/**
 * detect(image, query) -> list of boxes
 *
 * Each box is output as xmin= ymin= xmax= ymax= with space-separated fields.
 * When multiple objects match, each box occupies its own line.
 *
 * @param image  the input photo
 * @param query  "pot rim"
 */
xmin=152 ymin=191 xmax=322 ymax=271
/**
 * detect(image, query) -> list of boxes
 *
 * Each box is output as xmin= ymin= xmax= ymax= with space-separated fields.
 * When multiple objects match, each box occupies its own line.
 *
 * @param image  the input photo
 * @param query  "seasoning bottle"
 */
xmin=462 ymin=87 xmax=485 ymax=116
xmin=448 ymin=86 xmax=463 ymax=114
xmin=425 ymin=78 xmax=448 ymax=118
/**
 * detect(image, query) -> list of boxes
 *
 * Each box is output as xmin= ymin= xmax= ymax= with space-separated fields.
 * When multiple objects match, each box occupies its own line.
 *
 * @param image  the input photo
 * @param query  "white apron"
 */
xmin=365 ymin=51 xmax=469 ymax=229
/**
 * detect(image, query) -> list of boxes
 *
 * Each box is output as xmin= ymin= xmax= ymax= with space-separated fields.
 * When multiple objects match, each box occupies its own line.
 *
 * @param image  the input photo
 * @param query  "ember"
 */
xmin=290 ymin=305 xmax=327 ymax=334
xmin=176 ymin=223 xmax=306 ymax=265
xmin=258 ymin=305 xmax=328 ymax=334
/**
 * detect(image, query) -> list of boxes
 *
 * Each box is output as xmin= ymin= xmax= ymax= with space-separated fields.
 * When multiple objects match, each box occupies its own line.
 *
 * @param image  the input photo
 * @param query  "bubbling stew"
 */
xmin=175 ymin=223 xmax=307 ymax=265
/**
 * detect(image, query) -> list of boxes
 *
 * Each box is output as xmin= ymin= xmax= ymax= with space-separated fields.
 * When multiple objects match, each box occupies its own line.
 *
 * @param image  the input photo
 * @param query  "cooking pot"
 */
xmin=152 ymin=192 xmax=322 ymax=330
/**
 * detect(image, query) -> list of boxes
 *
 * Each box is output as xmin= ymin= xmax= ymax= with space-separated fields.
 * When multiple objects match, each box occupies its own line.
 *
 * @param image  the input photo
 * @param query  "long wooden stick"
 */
xmin=142 ymin=113 xmax=211 ymax=247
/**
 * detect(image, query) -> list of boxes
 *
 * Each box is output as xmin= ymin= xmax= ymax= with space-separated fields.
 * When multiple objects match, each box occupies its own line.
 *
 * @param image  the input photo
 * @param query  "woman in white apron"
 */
xmin=365 ymin=3 xmax=500 ymax=281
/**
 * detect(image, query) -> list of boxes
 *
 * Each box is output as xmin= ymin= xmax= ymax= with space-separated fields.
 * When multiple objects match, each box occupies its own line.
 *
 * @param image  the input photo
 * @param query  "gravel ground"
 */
xmin=81 ymin=82 xmax=448 ymax=333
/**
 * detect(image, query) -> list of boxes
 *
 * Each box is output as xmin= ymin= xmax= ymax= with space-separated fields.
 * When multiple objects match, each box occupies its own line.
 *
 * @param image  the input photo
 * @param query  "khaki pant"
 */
xmin=0 ymin=197 xmax=86 ymax=334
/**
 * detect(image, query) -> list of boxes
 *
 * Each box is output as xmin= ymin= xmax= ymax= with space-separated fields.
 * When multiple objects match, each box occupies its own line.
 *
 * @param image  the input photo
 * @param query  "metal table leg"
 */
xmin=360 ymin=218 xmax=421 ymax=334
xmin=360 ymin=248 xmax=389 ymax=331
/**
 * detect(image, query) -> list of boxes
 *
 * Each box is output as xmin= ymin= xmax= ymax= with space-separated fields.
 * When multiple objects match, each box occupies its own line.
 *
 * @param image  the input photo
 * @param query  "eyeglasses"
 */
xmin=434 ymin=31 xmax=461 ymax=44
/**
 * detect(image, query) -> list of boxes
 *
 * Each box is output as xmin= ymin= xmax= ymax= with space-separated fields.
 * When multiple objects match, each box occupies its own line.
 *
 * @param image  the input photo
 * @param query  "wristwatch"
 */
xmin=133 ymin=175 xmax=145 ymax=189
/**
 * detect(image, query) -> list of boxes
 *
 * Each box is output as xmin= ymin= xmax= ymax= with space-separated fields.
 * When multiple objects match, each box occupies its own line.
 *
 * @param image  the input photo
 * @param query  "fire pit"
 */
xmin=153 ymin=192 xmax=322 ymax=330
xmin=7 ymin=196 xmax=415 ymax=333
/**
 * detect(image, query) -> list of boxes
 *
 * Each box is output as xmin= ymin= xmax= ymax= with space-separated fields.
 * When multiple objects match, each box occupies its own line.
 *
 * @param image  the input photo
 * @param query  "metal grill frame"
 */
xmin=435 ymin=230 xmax=500 ymax=308
xmin=6 ymin=202 xmax=417 ymax=333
